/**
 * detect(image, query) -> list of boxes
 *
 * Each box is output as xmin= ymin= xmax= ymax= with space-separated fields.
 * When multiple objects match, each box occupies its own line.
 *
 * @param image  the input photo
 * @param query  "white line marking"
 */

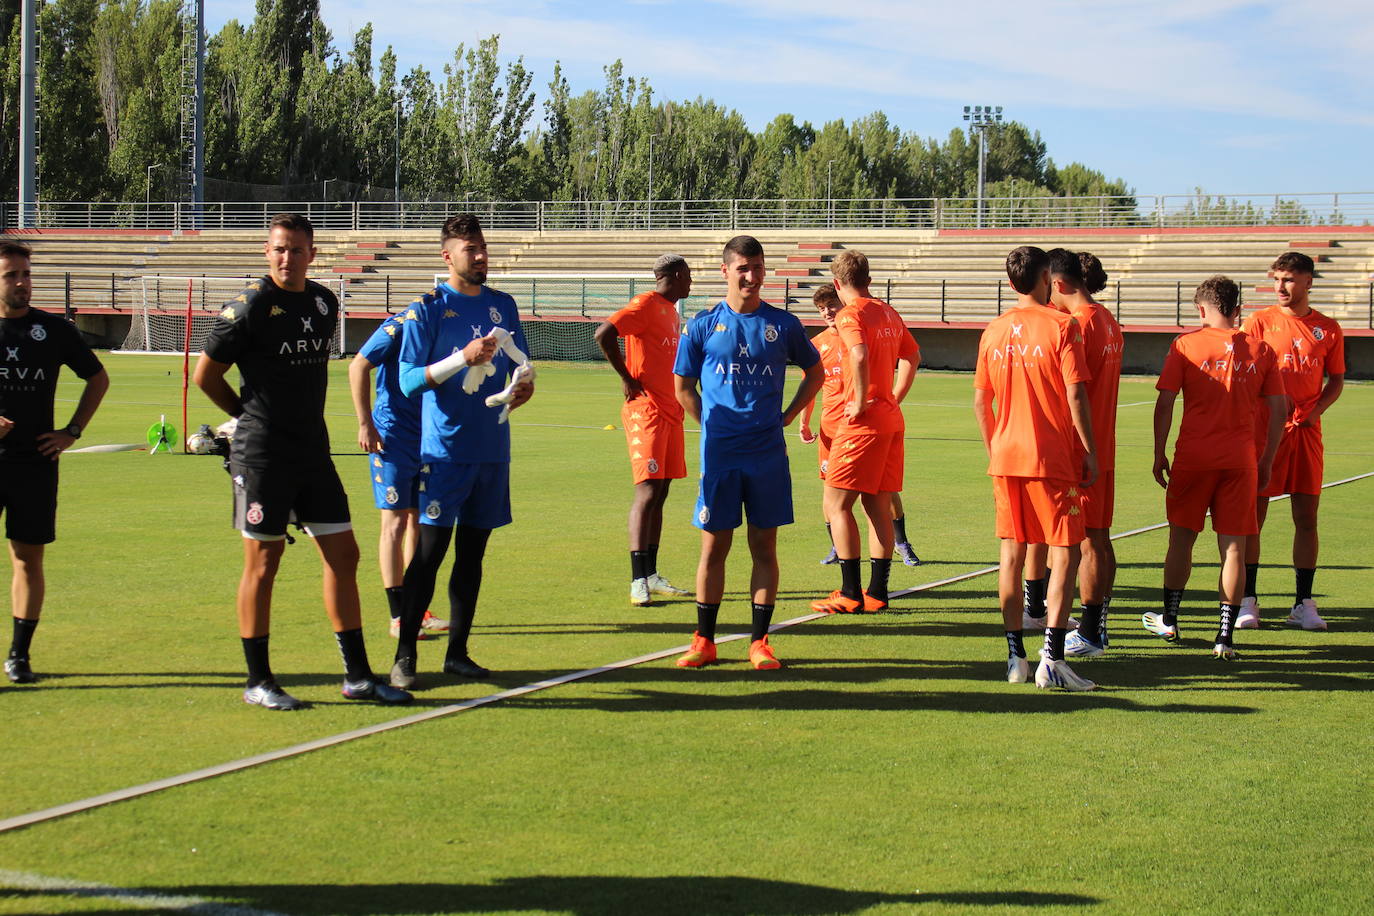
xmin=1118 ymin=400 xmax=1155 ymax=407
xmin=0 ymin=868 xmax=287 ymax=915
xmin=1 ymin=471 xmax=1369 ymax=835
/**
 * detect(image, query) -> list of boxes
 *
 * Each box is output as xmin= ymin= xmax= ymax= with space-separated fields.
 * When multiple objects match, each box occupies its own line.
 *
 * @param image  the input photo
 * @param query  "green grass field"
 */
xmin=1 ymin=355 xmax=1371 ymax=915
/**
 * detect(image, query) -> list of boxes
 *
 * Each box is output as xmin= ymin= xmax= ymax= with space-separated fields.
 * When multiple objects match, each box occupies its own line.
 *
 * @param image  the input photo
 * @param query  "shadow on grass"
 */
xmin=10 ymin=876 xmax=1099 ymax=915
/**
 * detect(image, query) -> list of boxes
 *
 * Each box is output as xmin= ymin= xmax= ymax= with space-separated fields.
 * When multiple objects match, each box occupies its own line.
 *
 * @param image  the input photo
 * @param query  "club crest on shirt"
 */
xmin=385 ymin=486 xmax=399 ymax=505
xmin=245 ymin=502 xmax=264 ymax=525
xmin=425 ymin=499 xmax=442 ymax=520
xmin=1313 ymin=327 xmax=1325 ymax=341
xmin=647 ymin=458 xmax=659 ymax=474
xmin=698 ymin=506 xmax=710 ymax=525
xmin=489 ymin=306 xmax=502 ymax=324
xmin=315 ymin=296 xmax=328 ymax=315
xmin=29 ymin=325 xmax=46 ymax=341
xmin=764 ymin=324 xmax=778 ymax=342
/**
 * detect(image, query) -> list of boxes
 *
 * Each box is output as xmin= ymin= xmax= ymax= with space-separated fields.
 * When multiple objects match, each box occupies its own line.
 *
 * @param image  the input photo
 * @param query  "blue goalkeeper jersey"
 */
xmin=398 ymin=283 xmax=529 ymax=465
xmin=673 ymin=300 xmax=818 ymax=463
xmin=358 ymin=312 xmax=420 ymax=450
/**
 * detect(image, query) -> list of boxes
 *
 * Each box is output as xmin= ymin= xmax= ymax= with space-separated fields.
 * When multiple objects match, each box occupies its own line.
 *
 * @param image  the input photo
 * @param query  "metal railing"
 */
xmin=6 ymin=192 xmax=1374 ymax=232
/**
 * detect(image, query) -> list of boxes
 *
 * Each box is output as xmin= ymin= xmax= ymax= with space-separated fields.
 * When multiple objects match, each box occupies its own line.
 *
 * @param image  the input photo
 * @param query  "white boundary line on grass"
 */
xmin=1 ymin=470 xmax=1369 ymax=839
xmin=0 ymin=868 xmax=288 ymax=915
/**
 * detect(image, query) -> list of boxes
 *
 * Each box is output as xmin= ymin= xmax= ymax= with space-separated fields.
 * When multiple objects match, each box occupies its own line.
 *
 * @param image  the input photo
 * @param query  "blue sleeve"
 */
xmin=673 ymin=319 xmax=703 ymax=378
xmin=397 ymin=303 xmax=431 ymax=397
xmin=786 ymin=315 xmax=820 ymax=369
xmin=358 ymin=318 xmax=400 ymax=366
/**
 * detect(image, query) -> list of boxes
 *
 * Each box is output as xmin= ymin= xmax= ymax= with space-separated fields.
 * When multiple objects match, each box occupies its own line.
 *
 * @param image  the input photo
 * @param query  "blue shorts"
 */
xmin=418 ymin=461 xmax=511 ymax=529
xmin=368 ymin=445 xmax=421 ymax=511
xmin=693 ymin=447 xmax=793 ymax=531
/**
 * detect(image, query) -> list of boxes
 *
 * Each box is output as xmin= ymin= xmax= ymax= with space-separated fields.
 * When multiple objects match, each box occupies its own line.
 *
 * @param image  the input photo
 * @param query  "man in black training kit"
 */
xmin=193 ymin=213 xmax=411 ymax=710
xmin=0 ymin=241 xmax=109 ymax=685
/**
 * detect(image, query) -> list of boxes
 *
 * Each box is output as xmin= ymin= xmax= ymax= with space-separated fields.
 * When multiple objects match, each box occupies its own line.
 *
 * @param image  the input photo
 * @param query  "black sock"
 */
xmin=1217 ymin=603 xmax=1240 ymax=646
xmin=1163 ymin=587 xmax=1184 ymax=627
xmin=9 ymin=617 xmax=38 ymax=659
xmin=839 ymin=558 xmax=862 ymax=600
xmin=1244 ymin=563 xmax=1259 ymax=600
xmin=398 ymin=525 xmax=455 ymax=660
xmin=1005 ymin=630 xmax=1026 ymax=658
xmin=335 ymin=628 xmax=372 ymax=682
xmin=241 ymin=635 xmax=272 ymax=687
xmin=1045 ymin=626 xmax=1067 ymax=661
xmin=750 ymin=603 xmax=773 ymax=642
xmin=696 ymin=602 xmax=720 ymax=642
xmin=867 ymin=558 xmax=891 ymax=602
xmin=630 ymin=549 xmax=652 ymax=582
xmin=1023 ymin=577 xmax=1047 ymax=618
xmin=1295 ymin=567 xmax=1315 ymax=603
xmin=384 ymin=586 xmax=404 ymax=620
xmin=1078 ymin=603 xmax=1103 ymax=641
xmin=893 ymin=515 xmax=909 ymax=544
xmin=647 ymin=544 xmax=659 ymax=578
xmin=445 ymin=525 xmax=492 ymax=664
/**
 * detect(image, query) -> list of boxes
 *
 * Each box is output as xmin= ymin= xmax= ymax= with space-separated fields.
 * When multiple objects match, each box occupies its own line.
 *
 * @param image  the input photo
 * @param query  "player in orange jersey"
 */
xmin=810 ymin=250 xmax=920 ymax=615
xmin=1238 ymin=251 xmax=1344 ymax=631
xmin=973 ymin=246 xmax=1097 ymax=691
xmin=1149 ymin=277 xmax=1285 ymax=659
xmin=594 ymin=255 xmax=694 ymax=607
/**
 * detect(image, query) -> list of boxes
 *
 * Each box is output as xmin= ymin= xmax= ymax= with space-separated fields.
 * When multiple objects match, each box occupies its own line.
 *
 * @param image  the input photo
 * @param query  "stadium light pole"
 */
xmin=962 ymin=104 xmax=1003 ymax=229
xmin=17 ymin=0 xmax=36 ymax=228
xmin=393 ymin=99 xmax=402 ymax=218
xmin=647 ymin=133 xmax=657 ymax=230
xmin=826 ymin=159 xmax=835 ymax=230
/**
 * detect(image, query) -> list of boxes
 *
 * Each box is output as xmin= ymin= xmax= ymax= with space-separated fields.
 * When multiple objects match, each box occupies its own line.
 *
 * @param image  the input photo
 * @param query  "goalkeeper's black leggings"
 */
xmin=396 ymin=524 xmax=491 ymax=661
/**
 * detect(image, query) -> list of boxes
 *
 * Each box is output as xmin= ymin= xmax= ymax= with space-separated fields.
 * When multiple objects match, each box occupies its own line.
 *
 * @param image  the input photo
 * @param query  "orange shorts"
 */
xmin=1262 ymin=424 xmax=1323 ymax=497
xmin=993 ymin=476 xmax=1085 ymax=547
xmin=825 ymin=430 xmax=903 ymax=495
xmin=1166 ymin=466 xmax=1258 ymax=535
xmin=621 ymin=399 xmax=686 ymax=484
xmin=817 ymin=427 xmax=834 ymax=480
xmin=1080 ymin=469 xmax=1114 ymax=530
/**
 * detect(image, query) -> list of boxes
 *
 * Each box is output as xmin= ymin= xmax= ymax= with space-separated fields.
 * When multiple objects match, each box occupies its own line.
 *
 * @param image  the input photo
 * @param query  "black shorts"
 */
xmin=231 ymin=459 xmax=351 ymax=540
xmin=0 ymin=460 xmax=58 ymax=545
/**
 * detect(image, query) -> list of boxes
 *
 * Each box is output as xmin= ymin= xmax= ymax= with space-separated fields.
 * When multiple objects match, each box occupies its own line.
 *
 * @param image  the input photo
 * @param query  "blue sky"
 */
xmin=206 ymin=0 xmax=1374 ymax=196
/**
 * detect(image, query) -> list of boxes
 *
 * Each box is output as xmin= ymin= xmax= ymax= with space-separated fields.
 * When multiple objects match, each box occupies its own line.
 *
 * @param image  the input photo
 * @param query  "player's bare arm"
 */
xmin=348 ymin=353 xmax=384 ymax=453
xmin=1067 ymin=381 xmax=1098 ymax=488
xmin=0 ymin=416 xmax=12 ymax=439
xmin=893 ymin=356 xmax=917 ymax=402
xmin=972 ymin=388 xmax=995 ymax=456
xmin=782 ymin=361 xmax=824 ymax=427
xmin=1151 ymin=389 xmax=1177 ymax=489
xmin=798 ymin=394 xmax=817 ymax=443
xmin=674 ymin=374 xmax=702 ymax=424
xmin=593 ymin=320 xmax=644 ymax=401
xmin=1298 ymin=373 xmax=1343 ymax=426
xmin=1257 ymin=391 xmax=1286 ymax=491
xmin=35 ymin=368 xmax=109 ymax=459
xmin=193 ymin=354 xmax=244 ymax=418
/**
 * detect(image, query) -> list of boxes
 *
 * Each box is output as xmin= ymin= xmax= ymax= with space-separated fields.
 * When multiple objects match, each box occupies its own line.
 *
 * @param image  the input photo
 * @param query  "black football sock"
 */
xmin=1045 ymin=627 xmax=1067 ymax=661
xmin=893 ymin=515 xmax=909 ymax=544
xmin=1023 ymin=577 xmax=1048 ymax=619
xmin=1295 ymin=567 xmax=1315 ymax=603
xmin=1005 ymin=630 xmax=1026 ymax=659
xmin=241 ymin=635 xmax=273 ymax=687
xmin=1216 ymin=603 xmax=1240 ymax=646
xmin=630 ymin=549 xmax=652 ymax=582
xmin=695 ymin=602 xmax=720 ymax=642
xmin=647 ymin=544 xmax=659 ymax=578
xmin=334 ymin=628 xmax=372 ymax=682
xmin=1078 ymin=603 xmax=1103 ymax=641
xmin=867 ymin=558 xmax=891 ymax=602
xmin=1244 ymin=563 xmax=1259 ymax=600
xmin=384 ymin=586 xmax=404 ymax=621
xmin=750 ymin=603 xmax=774 ymax=642
xmin=398 ymin=524 xmax=454 ymax=660
xmin=839 ymin=558 xmax=863 ymax=601
xmin=9 ymin=617 xmax=38 ymax=659
xmin=445 ymin=525 xmax=492 ymax=663
xmin=1163 ymin=588 xmax=1184 ymax=627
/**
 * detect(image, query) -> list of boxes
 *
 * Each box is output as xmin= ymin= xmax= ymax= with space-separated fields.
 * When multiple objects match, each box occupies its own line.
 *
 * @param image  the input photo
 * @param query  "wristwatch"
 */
xmin=63 ymin=423 xmax=82 ymax=439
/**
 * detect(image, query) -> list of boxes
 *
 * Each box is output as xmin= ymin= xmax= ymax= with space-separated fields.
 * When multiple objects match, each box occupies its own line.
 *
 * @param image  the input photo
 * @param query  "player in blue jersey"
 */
xmin=672 ymin=235 xmax=823 ymax=670
xmin=388 ymin=215 xmax=534 ymax=687
xmin=349 ymin=313 xmax=449 ymax=640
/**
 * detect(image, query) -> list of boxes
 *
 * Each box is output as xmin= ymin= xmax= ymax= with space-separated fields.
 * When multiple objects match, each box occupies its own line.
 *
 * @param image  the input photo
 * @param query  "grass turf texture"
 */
xmin=1 ymin=355 xmax=1372 ymax=915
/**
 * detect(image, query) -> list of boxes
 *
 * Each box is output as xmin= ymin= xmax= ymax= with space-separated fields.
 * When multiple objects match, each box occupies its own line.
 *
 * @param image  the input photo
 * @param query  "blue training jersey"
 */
xmin=358 ymin=312 xmax=420 ymax=449
xmin=398 ymin=284 xmax=530 ymax=464
xmin=673 ymin=300 xmax=818 ymax=460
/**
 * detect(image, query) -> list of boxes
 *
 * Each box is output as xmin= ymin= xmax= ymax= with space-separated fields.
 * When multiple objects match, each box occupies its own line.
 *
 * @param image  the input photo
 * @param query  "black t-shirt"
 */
xmin=203 ymin=276 xmax=337 ymax=468
xmin=0 ymin=308 xmax=104 ymax=463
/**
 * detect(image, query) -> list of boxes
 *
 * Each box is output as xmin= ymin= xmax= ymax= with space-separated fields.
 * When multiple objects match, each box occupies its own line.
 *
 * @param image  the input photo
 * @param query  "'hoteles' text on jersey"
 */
xmin=398 ymin=283 xmax=529 ymax=465
xmin=673 ymin=300 xmax=819 ymax=465
xmin=357 ymin=312 xmax=420 ymax=450
xmin=202 ymin=276 xmax=338 ymax=468
xmin=0 ymin=308 xmax=104 ymax=462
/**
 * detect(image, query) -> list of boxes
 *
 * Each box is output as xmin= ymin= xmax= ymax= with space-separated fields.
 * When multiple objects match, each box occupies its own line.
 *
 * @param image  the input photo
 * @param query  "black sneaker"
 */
xmin=342 ymin=675 xmax=413 ymax=705
xmin=5 ymin=656 xmax=37 ymax=684
xmin=242 ymin=680 xmax=304 ymax=710
xmin=390 ymin=656 xmax=417 ymax=690
xmin=442 ymin=655 xmax=491 ymax=679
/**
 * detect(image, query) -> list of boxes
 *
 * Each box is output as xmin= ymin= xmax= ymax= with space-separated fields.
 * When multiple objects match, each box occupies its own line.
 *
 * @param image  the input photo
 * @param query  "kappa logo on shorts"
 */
xmin=373 ymin=455 xmax=383 ymax=468
xmin=315 ymin=296 xmax=329 ymax=315
xmin=425 ymin=499 xmax=442 ymax=520
xmin=245 ymin=502 xmax=264 ymax=525
xmin=647 ymin=458 xmax=659 ymax=474
xmin=698 ymin=506 xmax=710 ymax=525
xmin=29 ymin=325 xmax=46 ymax=341
xmin=764 ymin=324 xmax=779 ymax=342
xmin=489 ymin=306 xmax=503 ymax=324
xmin=385 ymin=486 xmax=399 ymax=505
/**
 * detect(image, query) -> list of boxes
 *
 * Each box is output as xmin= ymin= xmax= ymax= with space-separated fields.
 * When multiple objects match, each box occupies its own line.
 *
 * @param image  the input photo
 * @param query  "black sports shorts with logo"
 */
xmin=0 ymin=460 xmax=59 ymax=545
xmin=230 ymin=459 xmax=350 ymax=540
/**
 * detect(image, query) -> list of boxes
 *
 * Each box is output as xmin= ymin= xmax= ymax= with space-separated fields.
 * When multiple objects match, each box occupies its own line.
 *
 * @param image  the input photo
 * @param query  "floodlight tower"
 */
xmin=962 ymin=104 xmax=1003 ymax=229
xmin=18 ymin=0 xmax=38 ymax=228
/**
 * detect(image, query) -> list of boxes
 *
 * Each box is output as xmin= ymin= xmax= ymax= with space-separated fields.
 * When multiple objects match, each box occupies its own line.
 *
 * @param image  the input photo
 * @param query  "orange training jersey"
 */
xmin=1241 ymin=305 xmax=1344 ymax=429
xmin=1072 ymin=300 xmax=1123 ymax=472
xmin=811 ymin=327 xmax=847 ymax=436
xmin=974 ymin=304 xmax=1091 ymax=481
xmin=835 ymin=296 xmax=920 ymax=434
xmin=1156 ymin=327 xmax=1282 ymax=470
xmin=608 ymin=291 xmax=683 ymax=419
